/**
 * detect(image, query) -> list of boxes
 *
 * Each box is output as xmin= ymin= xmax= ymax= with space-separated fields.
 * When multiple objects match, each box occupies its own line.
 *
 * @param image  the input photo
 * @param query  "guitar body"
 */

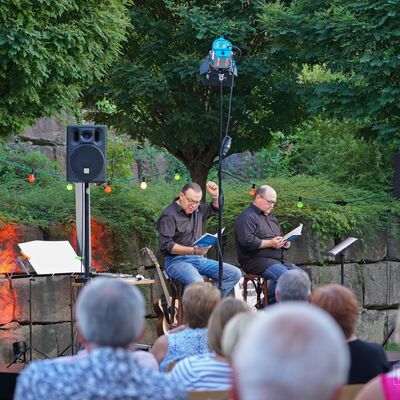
xmin=153 ymin=297 xmax=180 ymax=336
xmin=141 ymin=247 xmax=182 ymax=337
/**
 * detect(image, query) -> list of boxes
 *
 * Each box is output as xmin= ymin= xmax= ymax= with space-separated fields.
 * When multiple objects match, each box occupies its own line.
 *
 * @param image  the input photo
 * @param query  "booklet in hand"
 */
xmin=283 ymin=223 xmax=303 ymax=242
xmin=194 ymin=228 xmax=225 ymax=247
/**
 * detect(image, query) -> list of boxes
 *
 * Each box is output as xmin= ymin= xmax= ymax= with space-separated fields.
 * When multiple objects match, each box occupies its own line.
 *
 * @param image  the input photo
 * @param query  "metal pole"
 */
xmin=217 ymin=76 xmax=224 ymax=294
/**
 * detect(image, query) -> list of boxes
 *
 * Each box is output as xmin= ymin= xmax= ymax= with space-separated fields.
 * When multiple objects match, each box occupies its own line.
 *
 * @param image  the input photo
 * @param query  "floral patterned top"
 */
xmin=14 ymin=347 xmax=187 ymax=400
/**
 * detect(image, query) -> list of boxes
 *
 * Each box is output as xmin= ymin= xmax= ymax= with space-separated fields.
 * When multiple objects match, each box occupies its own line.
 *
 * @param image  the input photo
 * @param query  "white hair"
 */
xmin=233 ymin=303 xmax=350 ymax=400
xmin=276 ymin=269 xmax=311 ymax=302
xmin=76 ymin=277 xmax=145 ymax=347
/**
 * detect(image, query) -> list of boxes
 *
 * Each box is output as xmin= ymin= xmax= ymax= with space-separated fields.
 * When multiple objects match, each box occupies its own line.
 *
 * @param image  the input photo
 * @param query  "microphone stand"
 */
xmin=216 ymin=74 xmax=233 ymax=294
xmin=217 ymin=77 xmax=224 ymax=293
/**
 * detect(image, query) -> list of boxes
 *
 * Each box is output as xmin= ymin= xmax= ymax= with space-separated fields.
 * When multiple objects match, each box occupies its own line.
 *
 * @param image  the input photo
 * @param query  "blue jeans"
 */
xmin=165 ymin=255 xmax=242 ymax=297
xmin=259 ymin=263 xmax=300 ymax=304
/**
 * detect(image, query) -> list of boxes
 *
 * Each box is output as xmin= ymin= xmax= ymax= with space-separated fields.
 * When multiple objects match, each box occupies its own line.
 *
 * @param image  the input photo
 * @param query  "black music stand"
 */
xmin=328 ymin=237 xmax=358 ymax=285
xmin=14 ymin=241 xmax=84 ymax=361
xmin=7 ymin=257 xmax=50 ymax=364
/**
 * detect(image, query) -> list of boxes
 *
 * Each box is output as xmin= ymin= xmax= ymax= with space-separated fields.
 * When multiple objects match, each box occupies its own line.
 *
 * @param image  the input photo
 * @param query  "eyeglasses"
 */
xmin=261 ymin=197 xmax=277 ymax=206
xmin=182 ymin=192 xmax=201 ymax=205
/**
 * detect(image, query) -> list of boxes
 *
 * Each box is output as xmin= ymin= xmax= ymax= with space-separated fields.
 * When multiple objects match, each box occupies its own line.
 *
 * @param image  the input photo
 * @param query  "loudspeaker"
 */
xmin=394 ymin=154 xmax=400 ymax=198
xmin=66 ymin=125 xmax=107 ymax=183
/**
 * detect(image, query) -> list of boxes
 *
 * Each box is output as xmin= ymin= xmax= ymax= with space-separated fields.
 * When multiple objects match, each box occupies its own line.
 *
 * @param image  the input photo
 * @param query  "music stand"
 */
xmin=15 ymin=241 xmax=83 ymax=362
xmin=328 ymin=237 xmax=358 ymax=285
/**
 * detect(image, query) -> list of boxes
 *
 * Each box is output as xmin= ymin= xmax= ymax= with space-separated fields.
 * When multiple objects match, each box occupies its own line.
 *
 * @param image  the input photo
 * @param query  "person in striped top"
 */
xmin=170 ymin=297 xmax=252 ymax=391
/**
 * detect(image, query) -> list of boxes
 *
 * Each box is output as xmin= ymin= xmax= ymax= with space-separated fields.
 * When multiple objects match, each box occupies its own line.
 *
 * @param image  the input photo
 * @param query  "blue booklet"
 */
xmin=194 ymin=228 xmax=225 ymax=247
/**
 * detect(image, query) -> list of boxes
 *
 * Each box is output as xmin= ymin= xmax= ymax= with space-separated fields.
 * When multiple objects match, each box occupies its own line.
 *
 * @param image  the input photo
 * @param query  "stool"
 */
xmin=242 ymin=273 xmax=268 ymax=309
xmin=169 ymin=278 xmax=184 ymax=325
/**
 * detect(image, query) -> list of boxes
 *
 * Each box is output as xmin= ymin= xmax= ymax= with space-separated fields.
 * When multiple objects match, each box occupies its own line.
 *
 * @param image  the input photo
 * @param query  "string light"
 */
xmin=66 ymin=183 xmax=74 ymax=191
xmin=249 ymin=184 xmax=256 ymax=196
xmin=27 ymin=171 xmax=36 ymax=184
xmin=297 ymin=197 xmax=304 ymax=208
xmin=174 ymin=169 xmax=181 ymax=181
xmin=104 ymin=182 xmax=112 ymax=193
xmin=140 ymin=177 xmax=147 ymax=190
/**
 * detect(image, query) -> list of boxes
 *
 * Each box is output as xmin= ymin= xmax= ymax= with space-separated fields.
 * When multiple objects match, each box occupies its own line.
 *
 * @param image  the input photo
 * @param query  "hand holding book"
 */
xmin=283 ymin=223 xmax=303 ymax=242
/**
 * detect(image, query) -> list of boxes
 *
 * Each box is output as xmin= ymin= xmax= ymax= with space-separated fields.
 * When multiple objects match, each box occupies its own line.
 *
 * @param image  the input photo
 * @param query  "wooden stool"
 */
xmin=169 ymin=278 xmax=185 ymax=325
xmin=242 ymin=273 xmax=268 ymax=309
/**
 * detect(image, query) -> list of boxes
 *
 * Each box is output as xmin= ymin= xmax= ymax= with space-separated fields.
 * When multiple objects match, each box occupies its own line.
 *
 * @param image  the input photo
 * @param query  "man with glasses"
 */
xmin=234 ymin=185 xmax=301 ymax=304
xmin=158 ymin=181 xmax=241 ymax=297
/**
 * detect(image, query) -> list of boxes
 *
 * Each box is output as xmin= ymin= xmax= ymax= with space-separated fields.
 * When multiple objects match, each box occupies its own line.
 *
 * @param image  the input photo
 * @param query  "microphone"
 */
xmin=221 ymin=136 xmax=232 ymax=157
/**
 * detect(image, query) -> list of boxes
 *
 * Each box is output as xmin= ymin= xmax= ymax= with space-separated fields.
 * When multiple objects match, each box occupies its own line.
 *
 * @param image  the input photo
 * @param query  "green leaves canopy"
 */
xmin=0 ymin=0 xmax=130 ymax=137
xmin=85 ymin=0 xmax=304 ymax=185
xmin=260 ymin=0 xmax=400 ymax=145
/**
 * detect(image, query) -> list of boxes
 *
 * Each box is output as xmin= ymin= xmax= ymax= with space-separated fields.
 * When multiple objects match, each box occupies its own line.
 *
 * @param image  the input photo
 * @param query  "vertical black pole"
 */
xmin=84 ymin=182 xmax=91 ymax=280
xmin=29 ymin=277 xmax=33 ymax=362
xmin=217 ymin=76 xmax=224 ymax=294
xmin=340 ymin=253 xmax=345 ymax=285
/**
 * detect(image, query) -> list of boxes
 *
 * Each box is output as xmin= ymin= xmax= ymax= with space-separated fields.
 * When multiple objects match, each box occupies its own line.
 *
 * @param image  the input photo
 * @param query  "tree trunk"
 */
xmin=175 ymin=149 xmax=217 ymax=197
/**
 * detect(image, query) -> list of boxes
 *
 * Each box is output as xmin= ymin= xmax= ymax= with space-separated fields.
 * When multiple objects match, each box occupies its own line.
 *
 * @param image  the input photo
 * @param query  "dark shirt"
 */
xmin=158 ymin=199 xmax=217 ymax=256
xmin=234 ymin=204 xmax=285 ymax=274
xmin=347 ymin=339 xmax=390 ymax=384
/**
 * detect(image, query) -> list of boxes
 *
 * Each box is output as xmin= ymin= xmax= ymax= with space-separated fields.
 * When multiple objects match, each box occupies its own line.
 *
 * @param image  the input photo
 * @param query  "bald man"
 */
xmin=234 ymin=185 xmax=302 ymax=304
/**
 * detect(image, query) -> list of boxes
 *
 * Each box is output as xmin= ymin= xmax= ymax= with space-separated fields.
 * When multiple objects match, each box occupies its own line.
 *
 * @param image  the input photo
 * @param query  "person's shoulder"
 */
xmin=236 ymin=204 xmax=255 ymax=219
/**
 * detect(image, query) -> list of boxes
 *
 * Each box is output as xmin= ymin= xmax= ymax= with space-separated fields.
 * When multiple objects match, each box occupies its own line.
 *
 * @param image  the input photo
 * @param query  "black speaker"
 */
xmin=394 ymin=154 xmax=400 ymax=198
xmin=66 ymin=125 xmax=107 ymax=183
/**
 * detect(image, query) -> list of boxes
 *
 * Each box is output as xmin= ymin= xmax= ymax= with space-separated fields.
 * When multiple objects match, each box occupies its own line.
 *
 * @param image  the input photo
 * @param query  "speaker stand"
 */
xmin=83 ymin=182 xmax=91 ymax=280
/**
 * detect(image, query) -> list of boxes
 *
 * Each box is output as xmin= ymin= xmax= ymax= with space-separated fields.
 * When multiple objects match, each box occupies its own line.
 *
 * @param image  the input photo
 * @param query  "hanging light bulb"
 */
xmin=297 ymin=196 xmax=304 ymax=208
xmin=249 ymin=184 xmax=256 ymax=196
xmin=174 ymin=169 xmax=181 ymax=181
xmin=27 ymin=172 xmax=36 ymax=183
xmin=66 ymin=183 xmax=74 ymax=191
xmin=140 ymin=177 xmax=147 ymax=190
xmin=104 ymin=182 xmax=112 ymax=193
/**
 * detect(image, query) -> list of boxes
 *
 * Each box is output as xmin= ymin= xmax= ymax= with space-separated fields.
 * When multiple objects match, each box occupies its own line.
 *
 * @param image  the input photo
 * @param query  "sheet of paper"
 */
xmin=18 ymin=240 xmax=83 ymax=275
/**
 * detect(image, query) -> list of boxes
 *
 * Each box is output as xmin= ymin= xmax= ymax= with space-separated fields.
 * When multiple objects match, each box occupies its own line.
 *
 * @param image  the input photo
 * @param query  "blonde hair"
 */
xmin=207 ymin=297 xmax=251 ymax=355
xmin=221 ymin=312 xmax=258 ymax=362
xmin=182 ymin=282 xmax=221 ymax=328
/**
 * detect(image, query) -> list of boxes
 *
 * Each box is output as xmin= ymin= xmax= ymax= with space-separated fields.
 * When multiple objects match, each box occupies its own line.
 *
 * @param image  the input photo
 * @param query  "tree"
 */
xmin=259 ymin=0 xmax=400 ymax=146
xmin=0 ymin=0 xmax=130 ymax=137
xmin=85 ymin=0 xmax=304 ymax=188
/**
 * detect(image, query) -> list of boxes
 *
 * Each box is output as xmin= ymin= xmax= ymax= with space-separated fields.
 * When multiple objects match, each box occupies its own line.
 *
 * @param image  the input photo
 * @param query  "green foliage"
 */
xmin=84 ymin=0 xmax=305 ymax=186
xmin=223 ymin=175 xmax=397 ymax=240
xmin=0 ymin=0 xmax=131 ymax=137
xmin=260 ymin=117 xmax=392 ymax=190
xmin=260 ymin=0 xmax=400 ymax=146
xmin=107 ymin=136 xmax=135 ymax=181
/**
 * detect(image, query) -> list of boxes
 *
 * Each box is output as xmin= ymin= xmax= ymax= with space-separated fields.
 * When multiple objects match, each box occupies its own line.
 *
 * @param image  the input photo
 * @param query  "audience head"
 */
xmin=207 ymin=298 xmax=251 ymax=356
xmin=311 ymin=284 xmax=359 ymax=340
xmin=233 ymin=303 xmax=350 ymax=400
xmin=182 ymin=282 xmax=221 ymax=328
xmin=76 ymin=277 xmax=145 ymax=348
xmin=276 ymin=269 xmax=311 ymax=303
xmin=221 ymin=312 xmax=258 ymax=363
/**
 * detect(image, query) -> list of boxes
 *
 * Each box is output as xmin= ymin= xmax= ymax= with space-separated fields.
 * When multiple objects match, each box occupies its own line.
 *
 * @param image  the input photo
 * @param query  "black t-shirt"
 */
xmin=347 ymin=339 xmax=390 ymax=384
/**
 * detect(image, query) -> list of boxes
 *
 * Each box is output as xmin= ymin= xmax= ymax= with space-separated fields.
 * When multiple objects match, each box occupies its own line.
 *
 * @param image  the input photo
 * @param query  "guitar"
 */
xmin=141 ymin=247 xmax=179 ymax=336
